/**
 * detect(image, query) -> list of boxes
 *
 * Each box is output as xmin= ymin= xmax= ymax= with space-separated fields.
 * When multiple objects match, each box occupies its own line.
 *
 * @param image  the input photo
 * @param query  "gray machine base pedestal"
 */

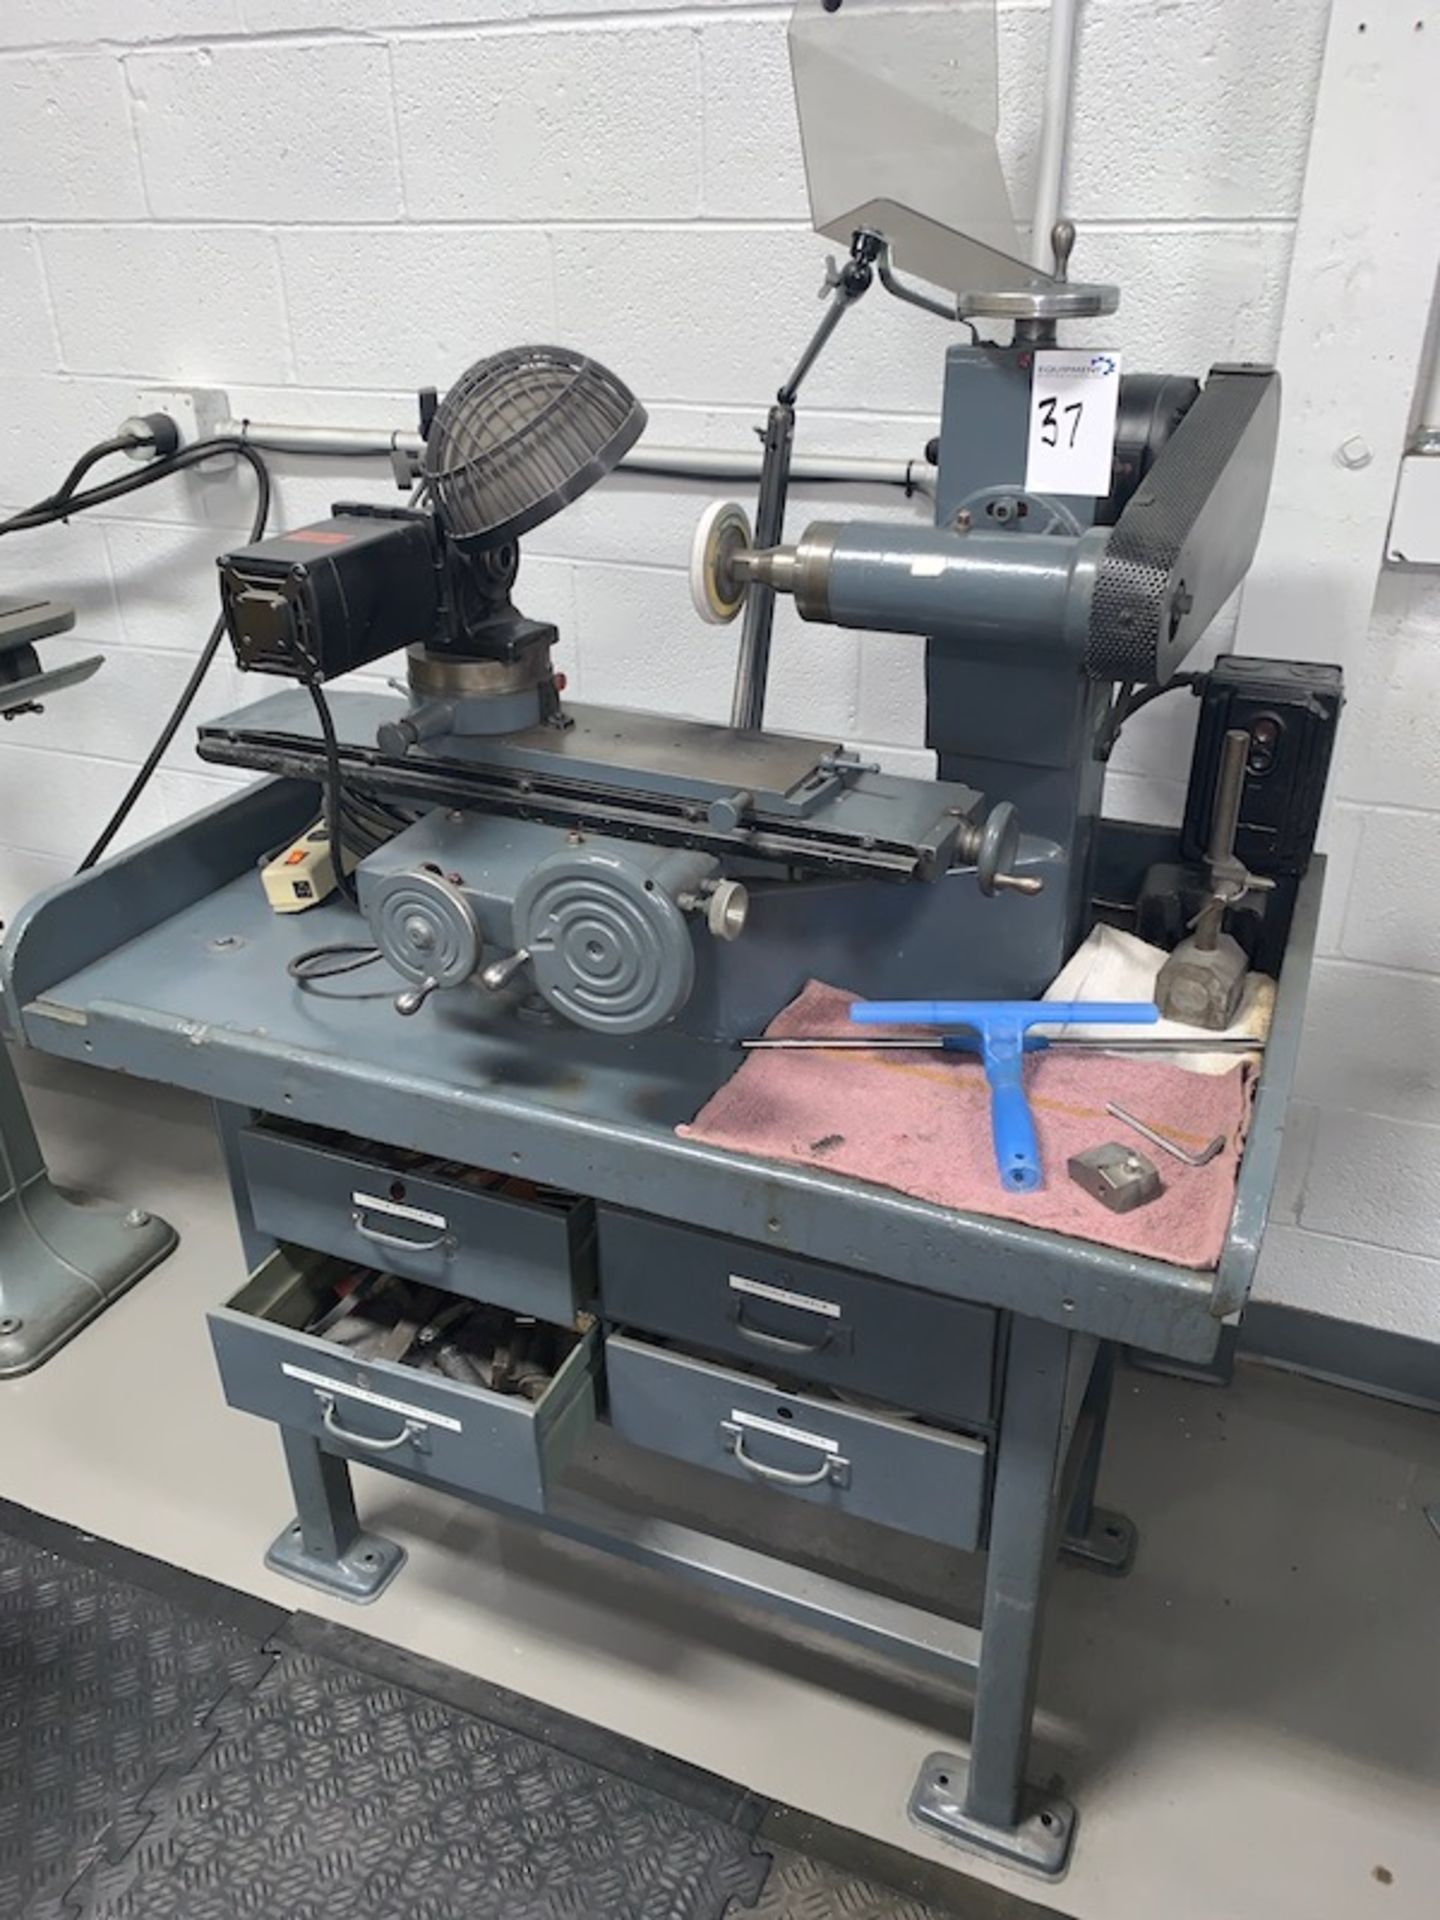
xmin=1060 ymin=1506 xmax=1138 ymax=1576
xmin=0 ymin=1178 xmax=177 ymax=1378
xmin=909 ymin=1752 xmax=1076 ymax=1876
xmin=264 ymin=1519 xmax=407 ymax=1603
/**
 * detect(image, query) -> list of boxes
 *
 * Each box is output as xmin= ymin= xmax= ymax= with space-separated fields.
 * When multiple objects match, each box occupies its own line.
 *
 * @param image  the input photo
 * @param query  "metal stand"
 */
xmin=266 ymin=1427 xmax=406 ymax=1603
xmin=260 ymin=1312 xmax=1127 ymax=1877
xmin=729 ymin=231 xmax=879 ymax=731
xmin=0 ymin=1041 xmax=176 ymax=1376
xmin=0 ymin=595 xmax=177 ymax=1374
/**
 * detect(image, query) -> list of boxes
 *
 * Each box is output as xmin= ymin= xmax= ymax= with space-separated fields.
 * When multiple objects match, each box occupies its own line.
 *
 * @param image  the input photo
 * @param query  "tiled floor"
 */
xmin=3 ymin=1047 xmax=1437 ymax=1920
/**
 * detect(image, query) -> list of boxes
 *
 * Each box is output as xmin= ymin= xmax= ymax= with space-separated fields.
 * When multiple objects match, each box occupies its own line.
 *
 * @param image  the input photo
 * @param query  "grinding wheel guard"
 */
xmin=1086 ymin=365 xmax=1280 ymax=685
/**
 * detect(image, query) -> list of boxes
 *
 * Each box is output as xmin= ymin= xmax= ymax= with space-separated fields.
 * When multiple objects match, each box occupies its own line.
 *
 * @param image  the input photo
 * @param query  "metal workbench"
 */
xmin=2 ymin=775 xmax=1320 ymax=1876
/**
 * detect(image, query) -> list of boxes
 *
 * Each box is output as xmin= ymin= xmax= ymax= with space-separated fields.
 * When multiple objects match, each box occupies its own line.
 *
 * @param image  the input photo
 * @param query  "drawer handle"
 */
xmin=728 ymin=1299 xmax=844 ymax=1356
xmin=351 ymin=1206 xmax=454 ymax=1256
xmin=318 ymin=1391 xmax=428 ymax=1454
xmin=721 ymin=1421 xmax=851 ymax=1489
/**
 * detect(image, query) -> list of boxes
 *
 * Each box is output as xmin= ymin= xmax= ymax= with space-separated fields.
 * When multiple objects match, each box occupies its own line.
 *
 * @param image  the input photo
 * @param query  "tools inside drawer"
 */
xmin=209 ymin=1249 xmax=599 ymax=1514
xmin=238 ymin=1118 xmax=596 ymax=1323
xmin=311 ymin=1268 xmax=576 ymax=1400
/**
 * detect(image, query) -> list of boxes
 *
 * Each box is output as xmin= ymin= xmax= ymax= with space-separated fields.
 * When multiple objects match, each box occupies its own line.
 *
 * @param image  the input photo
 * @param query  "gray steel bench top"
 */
xmin=3 ymin=777 xmax=1320 ymax=1362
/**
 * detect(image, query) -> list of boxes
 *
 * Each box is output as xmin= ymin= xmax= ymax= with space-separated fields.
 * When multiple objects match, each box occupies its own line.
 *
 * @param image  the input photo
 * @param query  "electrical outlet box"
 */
xmin=1386 ymin=447 xmax=1440 ymax=566
xmin=133 ymin=386 xmax=234 ymax=464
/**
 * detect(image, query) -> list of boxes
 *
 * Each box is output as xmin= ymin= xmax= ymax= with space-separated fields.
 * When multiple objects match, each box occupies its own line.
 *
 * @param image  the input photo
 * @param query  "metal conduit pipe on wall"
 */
xmin=217 ymin=417 xmax=936 ymax=497
xmin=1030 ymin=0 xmax=1080 ymax=267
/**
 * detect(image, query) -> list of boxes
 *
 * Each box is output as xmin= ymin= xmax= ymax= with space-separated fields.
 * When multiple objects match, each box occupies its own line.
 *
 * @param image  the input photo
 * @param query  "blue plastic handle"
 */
xmin=851 ymin=1001 xmax=1160 ymax=1030
xmin=848 ymin=998 xmax=1159 ymax=1191
xmin=985 ymin=1024 xmax=1041 ymax=1193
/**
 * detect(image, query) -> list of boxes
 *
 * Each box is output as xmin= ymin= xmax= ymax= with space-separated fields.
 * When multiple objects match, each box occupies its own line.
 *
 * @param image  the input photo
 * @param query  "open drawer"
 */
xmin=606 ymin=1332 xmax=989 ymax=1552
xmin=208 ymin=1249 xmax=599 ymax=1514
xmin=237 ymin=1119 xmax=596 ymax=1324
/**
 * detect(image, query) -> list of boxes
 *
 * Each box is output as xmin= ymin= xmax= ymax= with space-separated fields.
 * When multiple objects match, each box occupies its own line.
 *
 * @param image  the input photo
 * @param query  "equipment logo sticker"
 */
xmin=1025 ymin=347 xmax=1124 ymax=497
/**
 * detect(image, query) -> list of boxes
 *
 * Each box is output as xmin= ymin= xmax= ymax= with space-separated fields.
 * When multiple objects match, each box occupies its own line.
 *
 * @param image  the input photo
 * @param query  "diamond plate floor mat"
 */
xmin=0 ymin=1510 xmax=278 ymax=1920
xmin=0 ymin=1501 xmax=1063 ymax=1920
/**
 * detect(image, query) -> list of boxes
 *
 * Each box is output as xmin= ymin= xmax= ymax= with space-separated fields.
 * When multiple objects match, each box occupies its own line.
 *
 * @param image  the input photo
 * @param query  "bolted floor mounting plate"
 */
xmin=909 ymin=1752 xmax=1076 ymax=1877
xmin=264 ymin=1518 xmax=406 ymax=1603
xmin=1060 ymin=1505 xmax=1139 ymax=1576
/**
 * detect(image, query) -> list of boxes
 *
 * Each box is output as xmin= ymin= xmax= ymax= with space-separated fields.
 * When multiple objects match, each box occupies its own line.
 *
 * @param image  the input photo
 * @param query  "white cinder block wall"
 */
xmin=0 ymin=0 xmax=1433 ymax=1342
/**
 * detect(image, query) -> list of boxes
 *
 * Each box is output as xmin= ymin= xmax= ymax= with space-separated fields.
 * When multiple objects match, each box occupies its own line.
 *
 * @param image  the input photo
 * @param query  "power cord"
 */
xmin=1 ymin=433 xmax=265 ymax=537
xmin=1096 ymin=673 xmax=1201 ymax=762
xmin=71 ymin=444 xmax=272 ymax=871
xmin=3 ymin=431 xmax=411 ymax=892
xmin=304 ymin=679 xmax=360 ymax=906
xmin=287 ymin=942 xmax=392 ymax=1001
xmin=29 ymin=431 xmax=153 ymax=518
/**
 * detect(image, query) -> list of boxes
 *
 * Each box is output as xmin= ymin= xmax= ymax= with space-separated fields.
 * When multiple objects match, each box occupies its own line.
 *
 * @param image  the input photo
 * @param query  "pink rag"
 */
xmin=679 ymin=980 xmax=1255 ymax=1270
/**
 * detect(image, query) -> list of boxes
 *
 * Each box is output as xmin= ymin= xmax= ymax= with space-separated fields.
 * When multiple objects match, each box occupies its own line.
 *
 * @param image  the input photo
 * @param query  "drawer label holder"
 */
xmin=727 ymin=1274 xmax=841 ymax=1319
xmin=281 ymin=1362 xmax=463 ymax=1433
xmin=352 ymin=1190 xmax=449 ymax=1229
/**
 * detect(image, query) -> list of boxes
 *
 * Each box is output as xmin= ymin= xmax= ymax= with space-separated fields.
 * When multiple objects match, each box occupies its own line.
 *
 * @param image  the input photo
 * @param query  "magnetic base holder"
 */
xmin=265 ymin=1519 xmax=407 ymax=1604
xmin=0 ymin=1181 xmax=177 ymax=1378
xmin=909 ymin=1753 xmax=1076 ymax=1877
xmin=1060 ymin=1506 xmax=1138 ymax=1577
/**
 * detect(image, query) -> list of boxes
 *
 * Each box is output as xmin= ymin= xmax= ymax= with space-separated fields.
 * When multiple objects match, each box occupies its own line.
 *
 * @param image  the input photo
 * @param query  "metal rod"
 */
xmin=779 ymin=283 xmax=857 ymax=406
xmin=1195 ymin=727 xmax=1251 ymax=951
xmin=729 ymin=401 xmax=794 ymax=731
xmin=1208 ymin=728 xmax=1251 ymax=866
xmin=1106 ymin=1102 xmax=1227 ymax=1167
xmin=1030 ymin=0 xmax=1080 ymax=269
xmin=727 ymin=236 xmax=879 ymax=731
xmin=878 ymin=245 xmax=958 ymax=321
xmin=739 ymin=1035 xmax=1264 ymax=1053
xmin=547 ymin=1489 xmax=983 ymax=1680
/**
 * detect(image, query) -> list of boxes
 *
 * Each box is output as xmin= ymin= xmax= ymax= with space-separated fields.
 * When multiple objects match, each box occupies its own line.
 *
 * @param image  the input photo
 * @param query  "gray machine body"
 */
xmin=195 ymin=349 xmax=1277 ymax=1032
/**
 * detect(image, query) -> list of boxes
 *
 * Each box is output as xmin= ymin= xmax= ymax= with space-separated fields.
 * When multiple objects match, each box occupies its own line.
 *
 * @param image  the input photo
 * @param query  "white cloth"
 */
xmin=1041 ymin=923 xmax=1273 ymax=1076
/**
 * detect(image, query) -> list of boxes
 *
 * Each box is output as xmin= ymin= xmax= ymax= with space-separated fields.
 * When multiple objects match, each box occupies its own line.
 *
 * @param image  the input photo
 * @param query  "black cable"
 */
xmin=74 ymin=441 xmax=273 ymax=871
xmin=0 ymin=435 xmax=266 ymax=538
xmin=33 ymin=432 xmax=146 ymax=517
xmin=305 ymin=679 xmax=359 ymax=906
xmin=289 ymin=944 xmax=382 ymax=981
xmin=1096 ymin=672 xmax=1201 ymax=762
xmin=287 ymin=942 xmax=391 ymax=1002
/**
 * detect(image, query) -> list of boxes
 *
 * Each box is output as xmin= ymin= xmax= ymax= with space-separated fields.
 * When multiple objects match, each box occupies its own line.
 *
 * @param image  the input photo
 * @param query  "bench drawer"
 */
xmin=597 ymin=1208 xmax=997 ymax=1425
xmin=605 ymin=1332 xmax=987 ymax=1552
xmin=239 ymin=1120 xmax=595 ymax=1324
xmin=208 ymin=1250 xmax=598 ymax=1515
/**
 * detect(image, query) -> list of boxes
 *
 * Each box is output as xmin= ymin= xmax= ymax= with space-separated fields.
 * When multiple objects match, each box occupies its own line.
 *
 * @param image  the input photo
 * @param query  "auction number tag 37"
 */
xmin=1024 ymin=349 xmax=1123 ymax=498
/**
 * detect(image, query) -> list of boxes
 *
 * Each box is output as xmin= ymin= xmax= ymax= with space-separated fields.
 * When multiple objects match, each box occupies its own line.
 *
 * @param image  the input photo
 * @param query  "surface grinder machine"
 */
xmin=4 ymin=0 xmax=1337 ymax=1877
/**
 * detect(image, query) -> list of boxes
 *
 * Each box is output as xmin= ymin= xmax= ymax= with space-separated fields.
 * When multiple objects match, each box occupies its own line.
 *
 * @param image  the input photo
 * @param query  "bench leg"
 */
xmin=910 ymin=1316 xmax=1080 ymax=1876
xmin=1060 ymin=1343 xmax=1138 ymax=1575
xmin=264 ymin=1426 xmax=406 ymax=1603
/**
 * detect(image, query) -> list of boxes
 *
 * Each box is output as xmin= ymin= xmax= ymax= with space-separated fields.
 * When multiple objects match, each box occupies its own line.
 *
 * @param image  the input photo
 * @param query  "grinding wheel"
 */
xmin=689 ymin=499 xmax=753 ymax=626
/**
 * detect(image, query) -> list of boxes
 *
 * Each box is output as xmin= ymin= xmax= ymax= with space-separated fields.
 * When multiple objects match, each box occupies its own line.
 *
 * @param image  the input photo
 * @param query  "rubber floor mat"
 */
xmin=0 ymin=1503 xmax=1055 ymax=1920
xmin=0 ymin=1528 xmax=273 ymax=1920
xmin=73 ymin=1643 xmax=770 ymax=1920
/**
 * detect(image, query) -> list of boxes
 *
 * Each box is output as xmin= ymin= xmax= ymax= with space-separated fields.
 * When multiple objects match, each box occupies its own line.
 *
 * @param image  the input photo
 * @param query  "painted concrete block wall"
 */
xmin=1 ymin=0 xmax=1432 ymax=1340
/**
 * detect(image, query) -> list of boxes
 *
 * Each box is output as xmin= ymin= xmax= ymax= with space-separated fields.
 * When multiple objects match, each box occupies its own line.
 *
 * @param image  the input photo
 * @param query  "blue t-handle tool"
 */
xmin=849 ymin=999 xmax=1161 ymax=1193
